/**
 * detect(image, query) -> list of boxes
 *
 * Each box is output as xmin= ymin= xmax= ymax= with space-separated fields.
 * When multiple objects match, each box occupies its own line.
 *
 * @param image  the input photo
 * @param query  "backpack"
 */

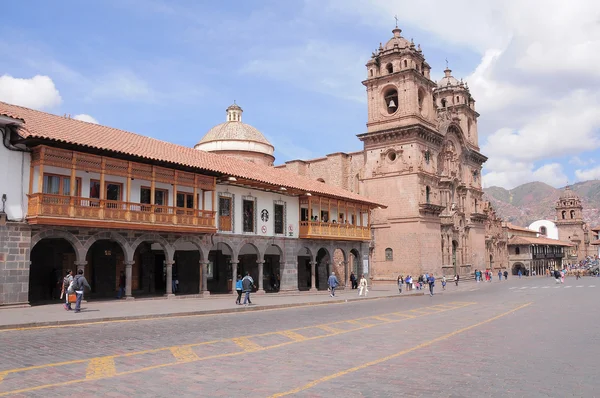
xmin=63 ymin=276 xmax=71 ymax=291
xmin=67 ymin=277 xmax=79 ymax=293
xmin=242 ymin=277 xmax=252 ymax=291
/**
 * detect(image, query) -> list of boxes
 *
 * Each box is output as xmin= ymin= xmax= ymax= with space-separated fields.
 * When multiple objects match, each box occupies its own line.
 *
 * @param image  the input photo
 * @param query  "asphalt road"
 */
xmin=1 ymin=276 xmax=598 ymax=397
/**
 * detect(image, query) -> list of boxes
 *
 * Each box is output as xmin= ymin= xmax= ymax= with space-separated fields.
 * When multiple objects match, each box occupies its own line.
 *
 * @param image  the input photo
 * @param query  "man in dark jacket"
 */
xmin=73 ymin=269 xmax=91 ymax=313
xmin=241 ymin=272 xmax=254 ymax=306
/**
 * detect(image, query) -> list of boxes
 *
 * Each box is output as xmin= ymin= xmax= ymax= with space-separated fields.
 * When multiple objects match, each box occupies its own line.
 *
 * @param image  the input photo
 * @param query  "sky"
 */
xmin=1 ymin=0 xmax=599 ymax=189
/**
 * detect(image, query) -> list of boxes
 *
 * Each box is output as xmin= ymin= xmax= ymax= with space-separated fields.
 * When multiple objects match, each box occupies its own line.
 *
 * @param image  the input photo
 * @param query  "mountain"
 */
xmin=483 ymin=180 xmax=600 ymax=227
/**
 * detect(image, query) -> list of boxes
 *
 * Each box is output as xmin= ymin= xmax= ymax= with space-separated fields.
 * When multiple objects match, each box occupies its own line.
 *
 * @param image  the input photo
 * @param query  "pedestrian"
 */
xmin=60 ymin=269 xmax=73 ymax=311
xmin=454 ymin=274 xmax=459 ymax=286
xmin=503 ymin=270 xmax=508 ymax=280
xmin=406 ymin=275 xmax=412 ymax=291
xmin=235 ymin=275 xmax=243 ymax=305
xmin=441 ymin=276 xmax=446 ymax=290
xmin=241 ymin=272 xmax=254 ymax=306
xmin=428 ymin=274 xmax=435 ymax=296
xmin=70 ymin=269 xmax=91 ymax=313
xmin=418 ymin=275 xmax=424 ymax=290
xmin=358 ymin=274 xmax=368 ymax=297
xmin=117 ymin=271 xmax=126 ymax=299
xmin=397 ymin=275 xmax=403 ymax=293
xmin=518 ymin=269 xmax=522 ymax=279
xmin=350 ymin=272 xmax=357 ymax=289
xmin=560 ymin=270 xmax=565 ymax=284
xmin=328 ymin=272 xmax=339 ymax=297
xmin=172 ymin=272 xmax=178 ymax=294
xmin=498 ymin=270 xmax=502 ymax=282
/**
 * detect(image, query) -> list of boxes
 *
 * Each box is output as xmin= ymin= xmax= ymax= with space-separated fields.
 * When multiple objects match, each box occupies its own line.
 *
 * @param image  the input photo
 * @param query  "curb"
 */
xmin=0 ymin=292 xmax=425 ymax=330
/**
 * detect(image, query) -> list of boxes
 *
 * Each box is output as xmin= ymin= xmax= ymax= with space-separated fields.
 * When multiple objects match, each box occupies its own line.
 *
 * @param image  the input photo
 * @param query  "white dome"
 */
xmin=528 ymin=220 xmax=559 ymax=240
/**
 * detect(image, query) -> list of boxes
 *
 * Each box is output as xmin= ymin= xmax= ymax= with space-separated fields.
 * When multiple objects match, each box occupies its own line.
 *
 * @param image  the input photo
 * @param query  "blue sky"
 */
xmin=1 ymin=0 xmax=599 ymax=189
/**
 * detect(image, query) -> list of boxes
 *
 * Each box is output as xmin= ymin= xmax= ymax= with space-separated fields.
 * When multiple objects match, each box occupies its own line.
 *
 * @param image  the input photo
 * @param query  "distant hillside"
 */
xmin=483 ymin=180 xmax=600 ymax=227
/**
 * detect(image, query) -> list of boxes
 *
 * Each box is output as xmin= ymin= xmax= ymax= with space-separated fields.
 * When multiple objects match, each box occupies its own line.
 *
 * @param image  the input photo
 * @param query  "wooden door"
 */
xmin=218 ymin=196 xmax=232 ymax=231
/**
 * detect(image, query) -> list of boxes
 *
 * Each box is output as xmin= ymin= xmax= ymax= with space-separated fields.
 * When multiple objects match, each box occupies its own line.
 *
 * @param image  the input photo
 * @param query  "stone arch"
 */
xmin=31 ymin=229 xmax=85 ymax=263
xmin=172 ymin=235 xmax=208 ymax=262
xmin=130 ymin=233 xmax=175 ymax=262
xmin=512 ymin=262 xmax=525 ymax=275
xmin=234 ymin=240 xmax=261 ymax=260
xmin=83 ymin=231 xmax=132 ymax=262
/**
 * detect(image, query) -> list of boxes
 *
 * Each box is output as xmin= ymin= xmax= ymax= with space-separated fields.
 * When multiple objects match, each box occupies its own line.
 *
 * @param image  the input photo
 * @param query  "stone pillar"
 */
xmin=201 ymin=261 xmax=210 ymax=296
xmin=231 ymin=260 xmax=239 ymax=295
xmin=343 ymin=261 xmax=349 ymax=288
xmin=165 ymin=261 xmax=174 ymax=298
xmin=75 ymin=261 xmax=87 ymax=275
xmin=124 ymin=261 xmax=134 ymax=300
xmin=257 ymin=260 xmax=265 ymax=294
xmin=310 ymin=261 xmax=317 ymax=292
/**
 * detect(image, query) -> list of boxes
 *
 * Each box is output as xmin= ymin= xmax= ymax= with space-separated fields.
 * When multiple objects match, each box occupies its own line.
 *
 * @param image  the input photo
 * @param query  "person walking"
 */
xmin=241 ymin=272 xmax=254 ymax=306
xmin=235 ymin=275 xmax=243 ymax=305
xmin=350 ymin=272 xmax=357 ymax=289
xmin=454 ymin=274 xmax=459 ymax=286
xmin=358 ymin=274 xmax=368 ymax=297
xmin=428 ymin=274 xmax=435 ymax=296
xmin=328 ymin=272 xmax=339 ymax=297
xmin=518 ymin=269 xmax=522 ymax=279
xmin=441 ymin=276 xmax=447 ymax=290
xmin=498 ymin=270 xmax=502 ymax=282
xmin=60 ymin=269 xmax=73 ymax=311
xmin=117 ymin=271 xmax=126 ymax=299
xmin=70 ymin=269 xmax=91 ymax=313
xmin=503 ymin=270 xmax=508 ymax=280
xmin=406 ymin=275 xmax=412 ymax=291
xmin=397 ymin=275 xmax=403 ymax=293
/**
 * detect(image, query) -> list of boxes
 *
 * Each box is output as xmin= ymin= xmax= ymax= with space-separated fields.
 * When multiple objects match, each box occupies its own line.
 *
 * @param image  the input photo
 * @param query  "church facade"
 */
xmin=278 ymin=26 xmax=492 ymax=281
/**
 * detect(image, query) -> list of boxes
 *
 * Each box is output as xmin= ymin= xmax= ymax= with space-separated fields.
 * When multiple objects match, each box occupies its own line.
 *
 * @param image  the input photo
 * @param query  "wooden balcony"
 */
xmin=27 ymin=193 xmax=217 ymax=233
xmin=299 ymin=221 xmax=370 ymax=241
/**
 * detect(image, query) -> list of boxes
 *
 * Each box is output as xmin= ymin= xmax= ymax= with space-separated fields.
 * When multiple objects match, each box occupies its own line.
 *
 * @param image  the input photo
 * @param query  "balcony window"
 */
xmin=140 ymin=187 xmax=168 ymax=206
xmin=90 ymin=180 xmax=122 ymax=201
xmin=43 ymin=174 xmax=81 ymax=196
xmin=218 ymin=194 xmax=233 ymax=232
xmin=177 ymin=192 xmax=194 ymax=209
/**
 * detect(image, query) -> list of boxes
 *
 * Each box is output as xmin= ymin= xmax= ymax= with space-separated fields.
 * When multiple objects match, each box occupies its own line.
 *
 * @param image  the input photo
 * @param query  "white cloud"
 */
xmin=575 ymin=166 xmax=600 ymax=181
xmin=89 ymin=71 xmax=155 ymax=102
xmin=569 ymin=156 xmax=595 ymax=167
xmin=73 ymin=114 xmax=99 ymax=124
xmin=0 ymin=75 xmax=62 ymax=110
xmin=483 ymin=162 xmax=567 ymax=189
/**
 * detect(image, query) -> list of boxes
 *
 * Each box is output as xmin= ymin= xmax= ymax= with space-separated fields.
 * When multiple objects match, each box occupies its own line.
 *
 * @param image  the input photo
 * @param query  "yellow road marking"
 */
xmin=170 ymin=346 xmax=200 ymax=362
xmin=371 ymin=316 xmax=393 ymax=322
xmin=279 ymin=330 xmax=306 ymax=342
xmin=269 ymin=302 xmax=533 ymax=397
xmin=232 ymin=337 xmax=262 ymax=352
xmin=346 ymin=319 xmax=370 ymax=325
xmin=85 ymin=357 xmax=116 ymax=380
xmin=0 ymin=302 xmax=475 ymax=396
xmin=0 ymin=372 xmax=5 ymax=383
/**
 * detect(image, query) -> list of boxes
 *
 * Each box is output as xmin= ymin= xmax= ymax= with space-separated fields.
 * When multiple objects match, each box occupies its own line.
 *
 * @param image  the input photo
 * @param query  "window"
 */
xmin=176 ymin=192 xmax=194 ymax=209
xmin=385 ymin=248 xmax=393 ymax=261
xmin=369 ymin=69 xmax=373 ymax=77
xmin=570 ymin=210 xmax=575 ymax=219
xmin=140 ymin=187 xmax=168 ymax=206
xmin=540 ymin=226 xmax=547 ymax=236
xmin=515 ymin=247 xmax=520 ymax=255
xmin=386 ymin=63 xmax=393 ymax=74
xmin=243 ymin=198 xmax=255 ymax=233
xmin=426 ymin=186 xmax=431 ymax=204
xmin=424 ymin=150 xmax=431 ymax=164
xmin=384 ymin=88 xmax=398 ymax=114
xmin=218 ymin=195 xmax=233 ymax=232
xmin=562 ymin=211 xmax=566 ymax=220
xmin=441 ymin=98 xmax=446 ymax=107
xmin=418 ymin=89 xmax=425 ymax=111
xmin=274 ymin=202 xmax=285 ymax=235
xmin=42 ymin=174 xmax=81 ymax=196
xmin=320 ymin=210 xmax=329 ymax=223
xmin=403 ymin=60 xmax=407 ymax=68
xmin=301 ymin=208 xmax=309 ymax=222
xmin=90 ymin=180 xmax=122 ymax=201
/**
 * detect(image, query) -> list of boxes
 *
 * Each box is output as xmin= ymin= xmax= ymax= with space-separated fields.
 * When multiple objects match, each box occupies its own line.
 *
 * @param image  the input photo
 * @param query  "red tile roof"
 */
xmin=508 ymin=236 xmax=573 ymax=247
xmin=0 ymin=101 xmax=385 ymax=207
xmin=506 ymin=223 xmax=537 ymax=233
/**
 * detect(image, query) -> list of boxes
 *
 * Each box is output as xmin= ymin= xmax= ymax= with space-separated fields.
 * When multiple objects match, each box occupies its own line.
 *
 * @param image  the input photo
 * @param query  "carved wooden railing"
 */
xmin=27 ymin=193 xmax=216 ymax=228
xmin=299 ymin=221 xmax=370 ymax=241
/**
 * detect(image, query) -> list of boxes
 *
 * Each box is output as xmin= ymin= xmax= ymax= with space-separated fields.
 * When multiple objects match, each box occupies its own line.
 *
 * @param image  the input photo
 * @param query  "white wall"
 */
xmin=0 ymin=138 xmax=30 ymax=221
xmin=528 ymin=220 xmax=559 ymax=240
xmin=216 ymin=184 xmax=299 ymax=238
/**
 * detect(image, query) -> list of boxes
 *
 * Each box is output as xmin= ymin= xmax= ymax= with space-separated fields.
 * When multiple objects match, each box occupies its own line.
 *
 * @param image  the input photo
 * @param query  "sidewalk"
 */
xmin=0 ymin=280 xmax=488 ymax=330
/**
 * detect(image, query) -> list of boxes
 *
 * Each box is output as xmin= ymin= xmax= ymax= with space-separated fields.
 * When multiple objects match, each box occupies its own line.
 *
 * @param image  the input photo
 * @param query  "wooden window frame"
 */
xmin=42 ymin=173 xmax=82 ymax=196
xmin=218 ymin=193 xmax=234 ymax=232
xmin=273 ymin=200 xmax=286 ymax=235
xmin=176 ymin=191 xmax=195 ymax=209
xmin=90 ymin=179 xmax=124 ymax=201
xmin=140 ymin=186 xmax=169 ymax=206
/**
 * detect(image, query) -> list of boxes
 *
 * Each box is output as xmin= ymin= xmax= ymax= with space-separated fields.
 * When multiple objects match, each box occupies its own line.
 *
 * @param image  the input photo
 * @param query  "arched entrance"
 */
xmin=173 ymin=240 xmax=201 ymax=295
xmin=29 ymin=238 xmax=77 ymax=304
xmin=264 ymin=244 xmax=283 ymax=293
xmin=316 ymin=248 xmax=331 ymax=290
xmin=237 ymin=243 xmax=260 ymax=292
xmin=332 ymin=248 xmax=347 ymax=287
xmin=207 ymin=242 xmax=233 ymax=293
xmin=297 ymin=246 xmax=313 ymax=291
xmin=85 ymin=240 xmax=126 ymax=298
xmin=350 ymin=248 xmax=360 ymax=277
xmin=132 ymin=242 xmax=168 ymax=296
xmin=512 ymin=263 xmax=525 ymax=275
xmin=452 ymin=240 xmax=459 ymax=274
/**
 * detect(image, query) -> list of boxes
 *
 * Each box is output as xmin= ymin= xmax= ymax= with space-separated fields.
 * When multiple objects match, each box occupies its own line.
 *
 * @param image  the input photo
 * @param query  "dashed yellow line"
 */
xmin=85 ymin=357 xmax=116 ymax=380
xmin=232 ymin=337 xmax=262 ymax=352
xmin=279 ymin=330 xmax=307 ymax=342
xmin=0 ymin=302 xmax=474 ymax=396
xmin=170 ymin=346 xmax=200 ymax=362
xmin=269 ymin=302 xmax=533 ymax=397
xmin=371 ymin=316 xmax=393 ymax=322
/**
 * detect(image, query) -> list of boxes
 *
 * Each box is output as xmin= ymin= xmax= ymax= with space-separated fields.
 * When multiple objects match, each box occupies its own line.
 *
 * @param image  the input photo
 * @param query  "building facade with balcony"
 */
xmin=0 ymin=102 xmax=382 ymax=306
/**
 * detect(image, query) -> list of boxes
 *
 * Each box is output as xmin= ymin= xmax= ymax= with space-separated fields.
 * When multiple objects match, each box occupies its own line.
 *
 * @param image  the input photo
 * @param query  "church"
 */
xmin=277 ymin=26 xmax=491 ymax=281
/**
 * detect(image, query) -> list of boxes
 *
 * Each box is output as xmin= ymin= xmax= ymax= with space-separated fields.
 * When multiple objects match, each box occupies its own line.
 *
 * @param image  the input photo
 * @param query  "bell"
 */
xmin=388 ymin=99 xmax=397 ymax=108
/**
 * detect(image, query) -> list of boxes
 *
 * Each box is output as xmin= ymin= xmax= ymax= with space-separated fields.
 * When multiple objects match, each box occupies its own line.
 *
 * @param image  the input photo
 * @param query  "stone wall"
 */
xmin=0 ymin=222 xmax=31 ymax=306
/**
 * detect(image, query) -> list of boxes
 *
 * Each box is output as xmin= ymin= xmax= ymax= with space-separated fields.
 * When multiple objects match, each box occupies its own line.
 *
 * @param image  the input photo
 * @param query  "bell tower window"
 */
xmin=441 ymin=98 xmax=446 ymax=107
xmin=403 ymin=60 xmax=408 ymax=68
xmin=417 ymin=89 xmax=425 ymax=113
xmin=386 ymin=63 xmax=393 ymax=74
xmin=384 ymin=88 xmax=398 ymax=114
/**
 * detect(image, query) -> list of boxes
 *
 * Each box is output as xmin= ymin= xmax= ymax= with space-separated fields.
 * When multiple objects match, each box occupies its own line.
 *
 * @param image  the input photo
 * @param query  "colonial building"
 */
xmin=277 ymin=26 xmax=488 ymax=281
xmin=0 ymin=101 xmax=382 ymax=306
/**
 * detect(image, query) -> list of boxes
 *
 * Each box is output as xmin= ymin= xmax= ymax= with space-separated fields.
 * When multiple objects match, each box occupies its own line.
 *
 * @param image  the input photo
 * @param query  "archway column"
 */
xmin=310 ymin=261 xmax=317 ymax=292
xmin=231 ymin=260 xmax=239 ymax=295
xmin=165 ymin=261 xmax=174 ymax=298
xmin=75 ymin=261 xmax=87 ymax=274
xmin=124 ymin=261 xmax=134 ymax=300
xmin=257 ymin=260 xmax=265 ymax=294
xmin=201 ymin=261 xmax=210 ymax=296
xmin=342 ymin=261 xmax=349 ymax=288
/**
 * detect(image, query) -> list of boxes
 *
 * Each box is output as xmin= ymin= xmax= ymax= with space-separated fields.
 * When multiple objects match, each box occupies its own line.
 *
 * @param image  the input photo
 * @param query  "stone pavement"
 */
xmin=0 ymin=278 xmax=492 ymax=329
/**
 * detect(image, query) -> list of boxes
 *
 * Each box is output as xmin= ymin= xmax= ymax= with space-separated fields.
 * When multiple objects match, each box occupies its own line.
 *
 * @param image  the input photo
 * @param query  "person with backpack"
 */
xmin=503 ymin=270 xmax=508 ymax=280
xmin=454 ymin=274 xmax=459 ymax=286
xmin=241 ymin=272 xmax=254 ymax=306
xmin=328 ymin=272 xmax=339 ymax=297
xmin=60 ymin=269 xmax=73 ymax=311
xmin=235 ymin=275 xmax=243 ymax=305
xmin=69 ymin=269 xmax=91 ymax=313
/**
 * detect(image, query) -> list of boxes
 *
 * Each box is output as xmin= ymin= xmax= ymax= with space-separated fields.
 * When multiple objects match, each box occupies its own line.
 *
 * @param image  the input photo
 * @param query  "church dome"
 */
xmin=195 ymin=103 xmax=275 ymax=166
xmin=438 ymin=68 xmax=460 ymax=87
xmin=383 ymin=28 xmax=411 ymax=51
xmin=559 ymin=186 xmax=579 ymax=200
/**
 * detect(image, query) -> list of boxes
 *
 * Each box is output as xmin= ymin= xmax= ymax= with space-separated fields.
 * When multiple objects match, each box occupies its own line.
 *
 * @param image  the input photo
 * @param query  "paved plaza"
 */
xmin=1 ymin=276 xmax=598 ymax=397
